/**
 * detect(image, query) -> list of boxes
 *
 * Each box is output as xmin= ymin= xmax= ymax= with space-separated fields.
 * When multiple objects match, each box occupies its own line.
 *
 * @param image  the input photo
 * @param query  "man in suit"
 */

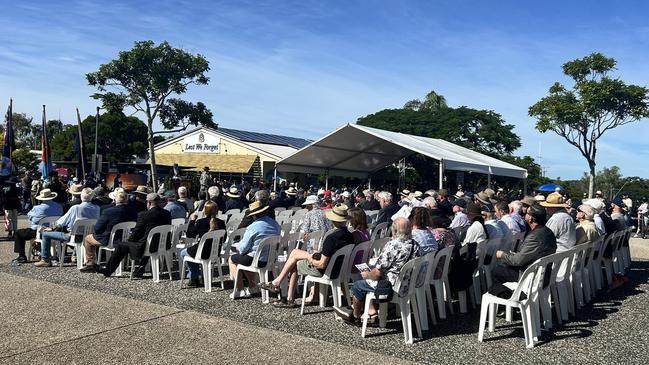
xmin=489 ymin=204 xmax=557 ymax=298
xmin=80 ymin=191 xmax=138 ymax=272
xmin=99 ymin=193 xmax=172 ymax=277
xmin=375 ymin=191 xmax=400 ymax=225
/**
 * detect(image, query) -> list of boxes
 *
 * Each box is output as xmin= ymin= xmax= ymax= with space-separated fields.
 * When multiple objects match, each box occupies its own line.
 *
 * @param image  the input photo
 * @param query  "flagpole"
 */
xmin=42 ymin=105 xmax=49 ymax=181
xmin=76 ymin=108 xmax=87 ymax=180
xmin=8 ymin=98 xmax=12 ymax=161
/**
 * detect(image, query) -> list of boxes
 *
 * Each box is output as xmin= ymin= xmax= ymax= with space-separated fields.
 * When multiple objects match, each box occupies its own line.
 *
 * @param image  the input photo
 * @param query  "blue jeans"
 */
xmin=351 ymin=280 xmax=376 ymax=301
xmin=41 ymin=231 xmax=70 ymax=260
xmin=180 ymin=248 xmax=200 ymax=280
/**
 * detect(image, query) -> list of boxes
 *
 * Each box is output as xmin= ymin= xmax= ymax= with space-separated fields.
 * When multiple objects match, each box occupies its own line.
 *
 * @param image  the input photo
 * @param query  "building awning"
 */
xmin=152 ymin=154 xmax=257 ymax=173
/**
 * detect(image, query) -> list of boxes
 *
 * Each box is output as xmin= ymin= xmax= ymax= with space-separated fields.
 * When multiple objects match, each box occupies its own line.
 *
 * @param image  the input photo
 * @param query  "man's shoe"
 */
xmin=333 ymin=306 xmax=354 ymax=322
xmin=186 ymin=278 xmax=204 ymax=288
xmin=80 ymin=265 xmax=98 ymax=273
xmin=229 ymin=289 xmax=249 ymax=299
xmin=131 ymin=265 xmax=146 ymax=278
xmin=98 ymin=266 xmax=112 ymax=277
xmin=34 ymin=259 xmax=52 ymax=267
xmin=15 ymin=256 xmax=27 ymax=264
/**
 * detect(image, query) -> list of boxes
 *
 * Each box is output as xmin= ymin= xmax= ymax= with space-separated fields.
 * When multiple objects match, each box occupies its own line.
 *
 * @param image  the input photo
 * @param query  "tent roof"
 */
xmin=276 ymin=124 xmax=527 ymax=179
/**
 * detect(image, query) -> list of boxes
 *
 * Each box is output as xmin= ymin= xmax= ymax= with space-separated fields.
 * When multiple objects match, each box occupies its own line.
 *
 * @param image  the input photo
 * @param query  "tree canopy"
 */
xmin=529 ymin=52 xmax=649 ymax=197
xmin=87 ymin=40 xmax=216 ymax=188
xmin=357 ymin=106 xmax=521 ymax=156
xmin=51 ymin=113 xmax=148 ymax=163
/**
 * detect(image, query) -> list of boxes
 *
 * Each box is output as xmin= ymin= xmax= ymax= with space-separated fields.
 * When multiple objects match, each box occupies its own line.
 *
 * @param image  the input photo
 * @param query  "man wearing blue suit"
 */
xmin=80 ymin=190 xmax=137 ymax=272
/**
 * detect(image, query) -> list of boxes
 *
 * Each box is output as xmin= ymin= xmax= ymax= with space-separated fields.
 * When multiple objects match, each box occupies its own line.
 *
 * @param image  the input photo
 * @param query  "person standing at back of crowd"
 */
xmin=199 ymin=166 xmax=211 ymax=192
xmin=3 ymin=176 xmax=21 ymax=238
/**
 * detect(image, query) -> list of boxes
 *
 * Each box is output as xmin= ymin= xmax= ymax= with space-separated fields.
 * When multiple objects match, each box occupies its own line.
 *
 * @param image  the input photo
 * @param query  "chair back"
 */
xmin=370 ymin=221 xmax=389 ymax=241
xmin=225 ymin=208 xmax=241 ymax=216
xmin=69 ymin=219 xmax=97 ymax=243
xmin=345 ymin=240 xmax=372 ymax=282
xmin=365 ymin=210 xmax=379 ymax=224
xmin=430 ymin=246 xmax=454 ymax=282
xmin=172 ymin=223 xmax=190 ymax=246
xmin=304 ymin=229 xmax=324 ymax=252
xmin=228 ymin=212 xmax=245 ymax=223
xmin=280 ymin=223 xmax=293 ymax=237
xmin=320 ymin=243 xmax=354 ymax=280
xmin=393 ymin=255 xmax=427 ymax=299
xmin=171 ymin=217 xmax=186 ymax=227
xmin=225 ymin=218 xmax=242 ymax=235
xmin=222 ymin=227 xmax=246 ymax=258
xmin=35 ymin=216 xmax=61 ymax=240
xmin=274 ymin=207 xmax=286 ymax=215
xmin=452 ymin=225 xmax=470 ymax=243
xmin=508 ymin=257 xmax=543 ymax=302
xmin=481 ymin=238 xmax=501 ymax=267
xmin=144 ymin=225 xmax=173 ymax=256
xmin=370 ymin=237 xmax=390 ymax=259
xmin=194 ymin=229 xmax=226 ymax=260
xmin=107 ymin=221 xmax=136 ymax=249
xmin=250 ymin=235 xmax=281 ymax=267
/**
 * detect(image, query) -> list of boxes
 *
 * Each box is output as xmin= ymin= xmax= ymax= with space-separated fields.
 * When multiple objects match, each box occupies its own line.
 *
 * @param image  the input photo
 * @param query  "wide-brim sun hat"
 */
xmin=109 ymin=187 xmax=126 ymax=200
xmin=69 ymin=184 xmax=84 ymax=195
xmin=325 ymin=203 xmax=349 ymax=222
xmin=286 ymin=187 xmax=298 ymax=196
xmin=302 ymin=195 xmax=318 ymax=206
xmin=465 ymin=203 xmax=482 ymax=218
xmin=35 ymin=188 xmax=58 ymax=200
xmin=540 ymin=192 xmax=568 ymax=207
xmin=475 ymin=191 xmax=491 ymax=205
xmin=134 ymin=185 xmax=149 ymax=195
xmin=226 ymin=187 xmax=241 ymax=198
xmin=248 ymin=200 xmax=269 ymax=215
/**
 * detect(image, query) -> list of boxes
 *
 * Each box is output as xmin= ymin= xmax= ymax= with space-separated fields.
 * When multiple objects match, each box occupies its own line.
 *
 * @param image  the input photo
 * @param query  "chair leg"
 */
xmin=401 ymin=299 xmax=414 ymax=344
xmin=434 ymin=283 xmax=447 ymax=319
xmin=300 ymin=279 xmax=310 ymax=315
xmin=411 ymin=297 xmax=423 ymax=339
xmin=361 ymin=296 xmax=373 ymax=338
xmin=179 ymin=259 xmax=187 ymax=289
xmin=478 ymin=301 xmax=489 ymax=341
xmin=203 ymin=261 xmax=211 ymax=293
xmin=151 ymin=256 xmax=160 ymax=283
xmin=415 ymin=289 xmax=428 ymax=332
xmin=458 ymin=290 xmax=468 ymax=313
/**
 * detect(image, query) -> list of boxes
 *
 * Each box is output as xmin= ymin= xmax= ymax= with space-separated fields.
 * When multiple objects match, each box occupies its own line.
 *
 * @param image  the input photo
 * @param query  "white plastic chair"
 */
xmin=414 ymin=252 xmax=438 ymax=332
xmin=478 ymin=257 xmax=544 ymax=349
xmin=221 ymin=227 xmax=246 ymax=268
xmin=30 ymin=216 xmax=61 ymax=261
xmin=360 ymin=255 xmax=427 ymax=344
xmin=180 ymin=229 xmax=227 ymax=292
xmin=232 ymin=235 xmax=281 ymax=303
xmin=172 ymin=217 xmax=186 ymax=227
xmin=551 ymin=249 xmax=575 ymax=324
xmin=225 ymin=218 xmax=242 ymax=235
xmin=341 ymin=240 xmax=372 ymax=305
xmin=370 ymin=221 xmax=389 ymax=242
xmin=57 ymin=219 xmax=97 ymax=269
xmin=426 ymin=246 xmax=454 ymax=320
xmin=225 ymin=208 xmax=241 ymax=217
xmin=135 ymin=225 xmax=173 ymax=282
xmin=300 ymin=244 xmax=354 ymax=314
xmin=97 ymin=221 xmax=136 ymax=276
xmin=369 ymin=237 xmax=390 ymax=259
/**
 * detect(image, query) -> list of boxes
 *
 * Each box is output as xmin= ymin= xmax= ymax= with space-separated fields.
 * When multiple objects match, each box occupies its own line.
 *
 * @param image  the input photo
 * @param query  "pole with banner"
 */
xmin=40 ymin=105 xmax=53 ymax=182
xmin=75 ymin=108 xmax=89 ymax=181
xmin=2 ymin=98 xmax=15 ymax=179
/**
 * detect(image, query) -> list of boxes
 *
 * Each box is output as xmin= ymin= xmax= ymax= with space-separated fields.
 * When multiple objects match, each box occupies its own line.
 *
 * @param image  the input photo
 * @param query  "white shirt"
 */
xmin=638 ymin=203 xmax=648 ymax=215
xmin=501 ymin=214 xmax=521 ymax=234
xmin=593 ymin=214 xmax=606 ymax=235
xmin=463 ymin=221 xmax=487 ymax=245
xmin=546 ymin=211 xmax=576 ymax=253
xmin=450 ymin=211 xmax=470 ymax=228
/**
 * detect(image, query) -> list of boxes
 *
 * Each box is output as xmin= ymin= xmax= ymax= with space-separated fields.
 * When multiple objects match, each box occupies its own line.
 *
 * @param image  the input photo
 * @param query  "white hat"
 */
xmin=109 ymin=187 xmax=126 ymax=200
xmin=341 ymin=191 xmax=351 ymax=198
xmin=317 ymin=188 xmax=325 ymax=196
xmin=585 ymin=198 xmax=605 ymax=213
xmin=302 ymin=195 xmax=318 ymax=206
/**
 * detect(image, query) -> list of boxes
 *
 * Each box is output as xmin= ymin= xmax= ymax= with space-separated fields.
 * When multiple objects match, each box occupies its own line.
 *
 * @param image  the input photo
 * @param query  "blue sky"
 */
xmin=1 ymin=0 xmax=649 ymax=179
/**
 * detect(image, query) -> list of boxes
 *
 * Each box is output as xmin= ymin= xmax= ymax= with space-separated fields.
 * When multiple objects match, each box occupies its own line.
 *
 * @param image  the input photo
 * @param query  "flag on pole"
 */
xmin=2 ymin=99 xmax=15 ymax=177
xmin=40 ymin=105 xmax=53 ymax=181
xmin=74 ymin=108 xmax=88 ymax=181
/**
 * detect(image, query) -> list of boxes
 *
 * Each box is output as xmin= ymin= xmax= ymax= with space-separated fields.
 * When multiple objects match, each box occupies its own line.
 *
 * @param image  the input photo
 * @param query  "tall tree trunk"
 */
xmin=147 ymin=121 xmax=158 ymax=191
xmin=588 ymin=160 xmax=596 ymax=199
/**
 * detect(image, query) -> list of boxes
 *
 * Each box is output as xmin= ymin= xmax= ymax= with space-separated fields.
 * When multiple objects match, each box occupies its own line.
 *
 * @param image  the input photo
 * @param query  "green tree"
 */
xmin=529 ymin=52 xmax=649 ymax=198
xmin=11 ymin=147 xmax=39 ymax=171
xmin=403 ymin=90 xmax=448 ymax=112
xmin=86 ymin=40 xmax=216 ymax=189
xmin=357 ymin=106 xmax=521 ymax=156
xmin=50 ymin=113 xmax=148 ymax=163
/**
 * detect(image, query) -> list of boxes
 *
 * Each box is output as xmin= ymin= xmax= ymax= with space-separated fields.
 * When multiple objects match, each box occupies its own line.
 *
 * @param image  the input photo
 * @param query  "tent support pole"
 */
xmin=523 ymin=178 xmax=528 ymax=196
xmin=273 ymin=167 xmax=277 ymax=191
xmin=487 ymin=174 xmax=492 ymax=189
xmin=325 ymin=174 xmax=329 ymax=190
xmin=368 ymin=177 xmax=371 ymax=190
xmin=438 ymin=160 xmax=444 ymax=190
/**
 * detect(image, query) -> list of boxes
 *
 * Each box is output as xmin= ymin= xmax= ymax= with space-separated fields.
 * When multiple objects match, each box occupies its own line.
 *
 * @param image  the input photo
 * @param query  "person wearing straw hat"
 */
xmin=541 ymin=192 xmax=576 ymax=253
xmin=67 ymin=184 xmax=84 ymax=208
xmin=260 ymin=203 xmax=353 ymax=308
xmin=228 ymin=199 xmax=280 ymax=299
xmin=99 ymin=193 xmax=172 ymax=278
xmin=283 ymin=187 xmax=298 ymax=208
xmin=225 ymin=186 xmax=245 ymax=212
xmin=35 ymin=188 xmax=100 ymax=267
xmin=12 ymin=189 xmax=64 ymax=263
xmin=449 ymin=198 xmax=470 ymax=229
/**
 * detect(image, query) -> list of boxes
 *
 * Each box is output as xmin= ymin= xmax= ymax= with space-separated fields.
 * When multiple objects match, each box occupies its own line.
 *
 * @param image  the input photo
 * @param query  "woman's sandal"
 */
xmin=273 ymin=300 xmax=298 ymax=308
xmin=259 ymin=282 xmax=281 ymax=294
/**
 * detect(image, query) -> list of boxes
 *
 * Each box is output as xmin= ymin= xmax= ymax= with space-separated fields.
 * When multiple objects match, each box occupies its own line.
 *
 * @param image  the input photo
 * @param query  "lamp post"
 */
xmin=93 ymin=106 xmax=101 ymax=176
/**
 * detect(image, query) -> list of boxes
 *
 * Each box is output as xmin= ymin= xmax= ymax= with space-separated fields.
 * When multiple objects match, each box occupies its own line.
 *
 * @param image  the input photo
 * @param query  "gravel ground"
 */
xmin=1 ymin=234 xmax=648 ymax=363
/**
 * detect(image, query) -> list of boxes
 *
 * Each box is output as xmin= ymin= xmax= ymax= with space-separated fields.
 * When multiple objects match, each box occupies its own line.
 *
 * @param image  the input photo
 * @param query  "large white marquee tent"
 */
xmin=275 ymin=124 xmax=527 ymax=188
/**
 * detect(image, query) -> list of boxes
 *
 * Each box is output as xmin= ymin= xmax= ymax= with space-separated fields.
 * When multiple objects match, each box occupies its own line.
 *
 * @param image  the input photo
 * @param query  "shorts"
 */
xmin=297 ymin=260 xmax=322 ymax=277
xmin=231 ymin=253 xmax=266 ymax=268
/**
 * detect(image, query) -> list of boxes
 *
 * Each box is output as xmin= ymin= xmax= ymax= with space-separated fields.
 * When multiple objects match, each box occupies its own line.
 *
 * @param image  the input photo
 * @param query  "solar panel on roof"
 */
xmin=218 ymin=128 xmax=311 ymax=149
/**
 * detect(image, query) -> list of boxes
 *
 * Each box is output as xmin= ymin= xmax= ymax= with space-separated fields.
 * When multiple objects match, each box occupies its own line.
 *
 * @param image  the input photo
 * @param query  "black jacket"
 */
xmin=225 ymin=198 xmax=245 ymax=212
xmin=501 ymin=225 xmax=557 ymax=270
xmin=186 ymin=217 xmax=225 ymax=259
xmin=93 ymin=203 xmax=138 ymax=245
xmin=376 ymin=203 xmax=400 ymax=225
xmin=128 ymin=206 xmax=172 ymax=254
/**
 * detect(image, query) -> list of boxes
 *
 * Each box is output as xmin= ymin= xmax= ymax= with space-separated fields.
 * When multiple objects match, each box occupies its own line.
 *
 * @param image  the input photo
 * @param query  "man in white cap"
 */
xmin=584 ymin=198 xmax=606 ymax=235
xmin=13 ymin=189 xmax=64 ymax=263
